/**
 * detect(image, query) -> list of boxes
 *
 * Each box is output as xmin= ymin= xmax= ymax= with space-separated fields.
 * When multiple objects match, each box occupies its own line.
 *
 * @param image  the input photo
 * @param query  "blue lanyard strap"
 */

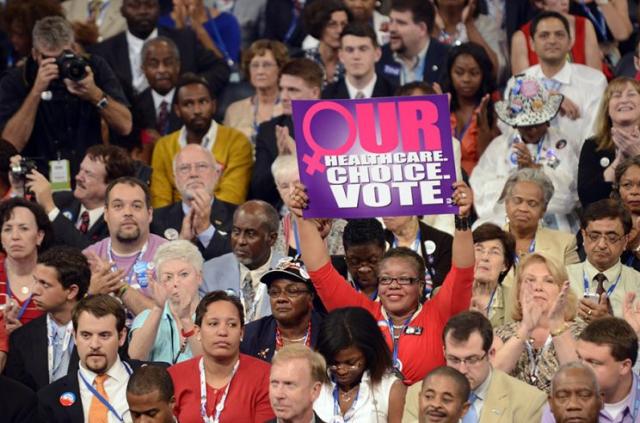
xmin=4 ymin=263 xmax=32 ymax=320
xmin=486 ymin=289 xmax=497 ymax=316
xmin=107 ymin=241 xmax=147 ymax=286
xmin=514 ymin=239 xmax=536 ymax=266
xmin=387 ymin=315 xmax=412 ymax=369
xmin=78 ymin=364 xmax=133 ymax=422
xmin=579 ymin=3 xmax=608 ymax=39
xmin=392 ymin=231 xmax=436 ymax=280
xmin=332 ymin=383 xmax=359 ymax=421
xmin=582 ymin=270 xmax=621 ymax=298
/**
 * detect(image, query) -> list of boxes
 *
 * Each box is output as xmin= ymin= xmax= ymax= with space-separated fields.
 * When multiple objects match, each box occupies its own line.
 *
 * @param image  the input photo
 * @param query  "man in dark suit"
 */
xmin=20 ymin=145 xmax=136 ymax=249
xmin=90 ymin=0 xmax=229 ymax=101
xmin=322 ymin=22 xmax=395 ymax=100
xmin=133 ymin=36 xmax=183 ymax=163
xmin=151 ymin=143 xmax=235 ymax=260
xmin=268 ymin=343 xmax=327 ymax=423
xmin=250 ymin=58 xmax=323 ymax=209
xmin=0 ymin=376 xmax=38 ymax=423
xmin=264 ymin=0 xmax=318 ymax=51
xmin=376 ymin=0 xmax=449 ymax=87
xmin=5 ymin=247 xmax=90 ymax=391
xmin=37 ymin=294 xmax=145 ymax=423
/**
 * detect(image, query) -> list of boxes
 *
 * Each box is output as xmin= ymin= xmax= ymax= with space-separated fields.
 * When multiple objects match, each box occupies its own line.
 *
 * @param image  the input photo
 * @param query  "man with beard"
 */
xmin=151 ymin=144 xmax=235 ymax=260
xmin=151 ymin=73 xmax=252 ymax=207
xmin=200 ymin=200 xmax=282 ymax=323
xmin=84 ymin=177 xmax=165 ymax=319
xmin=37 ymin=294 xmax=146 ymax=422
xmin=14 ymin=145 xmax=136 ymax=249
xmin=5 ymin=246 xmax=90 ymax=391
xmin=241 ymin=258 xmax=323 ymax=362
xmin=376 ymin=0 xmax=449 ymax=87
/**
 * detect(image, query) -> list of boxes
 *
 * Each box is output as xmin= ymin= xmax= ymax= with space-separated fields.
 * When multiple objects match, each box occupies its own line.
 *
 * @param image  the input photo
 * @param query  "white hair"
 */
xmin=271 ymin=154 xmax=299 ymax=186
xmin=153 ymin=240 xmax=204 ymax=275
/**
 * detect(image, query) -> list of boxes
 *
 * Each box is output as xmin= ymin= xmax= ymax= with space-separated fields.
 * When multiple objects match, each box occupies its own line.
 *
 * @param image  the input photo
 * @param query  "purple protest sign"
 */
xmin=292 ymin=95 xmax=459 ymax=218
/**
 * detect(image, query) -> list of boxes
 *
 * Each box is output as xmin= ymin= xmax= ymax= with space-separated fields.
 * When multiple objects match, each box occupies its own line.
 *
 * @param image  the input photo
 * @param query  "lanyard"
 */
xmin=332 ymin=383 xmax=359 ymax=422
xmin=167 ymin=313 xmax=189 ymax=364
xmin=524 ymin=335 xmax=552 ymax=384
xmin=582 ymin=270 xmax=622 ymax=298
xmin=47 ymin=314 xmax=74 ymax=382
xmin=514 ymin=239 xmax=536 ymax=266
xmin=4 ymin=263 xmax=32 ymax=321
xmin=386 ymin=315 xmax=412 ymax=370
xmin=579 ymin=2 xmax=608 ymax=39
xmin=283 ymin=2 xmax=300 ymax=44
xmin=206 ymin=13 xmax=234 ymax=67
xmin=486 ymin=288 xmax=497 ymax=317
xmin=78 ymin=362 xmax=133 ymax=423
xmin=107 ymin=240 xmax=148 ymax=286
xmin=199 ymin=356 xmax=239 ymax=423
xmin=292 ymin=219 xmax=302 ymax=256
xmin=275 ymin=319 xmax=311 ymax=350
xmin=454 ymin=114 xmax=473 ymax=140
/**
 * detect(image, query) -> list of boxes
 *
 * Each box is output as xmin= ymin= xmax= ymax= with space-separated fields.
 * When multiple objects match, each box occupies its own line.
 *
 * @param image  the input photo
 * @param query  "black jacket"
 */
xmin=150 ymin=199 xmax=236 ymax=260
xmin=249 ymin=114 xmax=294 ymax=208
xmin=90 ymin=26 xmax=230 ymax=101
xmin=376 ymin=39 xmax=449 ymax=87
xmin=241 ymin=312 xmax=324 ymax=363
xmin=321 ymin=74 xmax=396 ymax=99
xmin=5 ymin=314 xmax=80 ymax=392
xmin=132 ymin=87 xmax=183 ymax=136
xmin=51 ymin=191 xmax=109 ymax=249
xmin=0 ymin=376 xmax=37 ymax=423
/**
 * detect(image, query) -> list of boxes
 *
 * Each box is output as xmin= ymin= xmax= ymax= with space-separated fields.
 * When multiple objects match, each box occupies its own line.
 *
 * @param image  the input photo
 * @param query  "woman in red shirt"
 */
xmin=168 ymin=291 xmax=274 ymax=422
xmin=289 ymin=182 xmax=475 ymax=385
xmin=0 ymin=198 xmax=54 ymax=334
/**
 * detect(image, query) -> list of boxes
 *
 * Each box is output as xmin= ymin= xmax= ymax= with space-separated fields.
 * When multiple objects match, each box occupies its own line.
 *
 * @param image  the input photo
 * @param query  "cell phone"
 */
xmin=583 ymin=292 xmax=600 ymax=302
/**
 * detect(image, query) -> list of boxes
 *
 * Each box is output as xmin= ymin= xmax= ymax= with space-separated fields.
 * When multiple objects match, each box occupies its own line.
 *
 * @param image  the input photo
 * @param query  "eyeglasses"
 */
xmin=445 ymin=352 xmax=487 ymax=366
xmin=378 ymin=276 xmax=420 ymax=286
xmin=176 ymin=162 xmax=213 ymax=175
xmin=250 ymin=61 xmax=277 ymax=70
xmin=267 ymin=287 xmax=310 ymax=298
xmin=585 ymin=231 xmax=625 ymax=244
xmin=328 ymin=360 xmax=363 ymax=372
xmin=474 ymin=245 xmax=504 ymax=258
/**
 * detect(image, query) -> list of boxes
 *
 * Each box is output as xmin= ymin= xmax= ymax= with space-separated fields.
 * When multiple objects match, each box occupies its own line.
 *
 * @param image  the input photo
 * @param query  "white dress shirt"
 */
xmin=345 ymin=74 xmax=377 ymax=99
xmin=177 ymin=120 xmax=219 ymax=150
xmin=502 ymin=62 xmax=607 ymax=147
xmin=151 ymin=88 xmax=175 ymax=118
xmin=78 ymin=357 xmax=133 ymax=423
xmin=126 ymin=28 xmax=158 ymax=94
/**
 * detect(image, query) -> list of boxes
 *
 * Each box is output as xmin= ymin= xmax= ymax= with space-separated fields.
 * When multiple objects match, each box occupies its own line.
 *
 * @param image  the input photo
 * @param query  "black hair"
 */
xmin=0 ymin=139 xmax=18 ymax=188
xmin=195 ymin=291 xmax=245 ymax=328
xmin=72 ymin=294 xmax=126 ymax=334
xmin=343 ymin=218 xmax=385 ymax=250
xmin=580 ymin=198 xmax=633 ymax=235
xmin=530 ymin=10 xmax=571 ymax=40
xmin=0 ymin=197 xmax=54 ymax=254
xmin=441 ymin=42 xmax=496 ymax=124
xmin=302 ymin=0 xmax=352 ymax=40
xmin=579 ymin=317 xmax=638 ymax=366
xmin=379 ymin=247 xmax=426 ymax=288
xmin=340 ymin=21 xmax=378 ymax=48
xmin=423 ymin=366 xmax=471 ymax=399
xmin=316 ymin=307 xmax=392 ymax=385
xmin=175 ymin=72 xmax=213 ymax=102
xmin=390 ymin=0 xmax=435 ymax=32
xmin=38 ymin=246 xmax=91 ymax=300
xmin=472 ymin=223 xmax=515 ymax=283
xmin=127 ymin=364 xmax=175 ymax=402
xmin=395 ymin=81 xmax=436 ymax=96
xmin=443 ymin=311 xmax=494 ymax=353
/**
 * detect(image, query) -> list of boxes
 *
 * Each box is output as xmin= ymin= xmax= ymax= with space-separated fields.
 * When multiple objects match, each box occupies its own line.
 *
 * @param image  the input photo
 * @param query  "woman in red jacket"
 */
xmin=288 ymin=181 xmax=475 ymax=385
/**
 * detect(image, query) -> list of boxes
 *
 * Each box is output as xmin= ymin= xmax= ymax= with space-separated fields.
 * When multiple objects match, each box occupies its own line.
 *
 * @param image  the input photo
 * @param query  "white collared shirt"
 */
xmin=76 ymin=205 xmax=105 ymax=231
xmin=151 ymin=88 xmax=175 ymax=119
xmin=238 ymin=251 xmax=273 ymax=322
xmin=78 ymin=357 xmax=133 ymax=423
xmin=345 ymin=74 xmax=377 ymax=99
xmin=502 ymin=62 xmax=607 ymax=147
xmin=567 ymin=259 xmax=640 ymax=318
xmin=177 ymin=120 xmax=219 ymax=150
xmin=126 ymin=29 xmax=158 ymax=94
xmin=471 ymin=368 xmax=493 ymax=419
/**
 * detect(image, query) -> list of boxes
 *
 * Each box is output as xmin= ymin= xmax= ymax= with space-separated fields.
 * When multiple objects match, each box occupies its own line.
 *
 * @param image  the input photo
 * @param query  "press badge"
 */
xmin=405 ymin=326 xmax=423 ymax=335
xmin=49 ymin=160 xmax=71 ymax=192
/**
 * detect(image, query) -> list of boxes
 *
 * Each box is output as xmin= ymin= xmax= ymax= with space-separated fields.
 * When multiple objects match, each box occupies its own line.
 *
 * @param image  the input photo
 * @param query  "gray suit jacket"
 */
xmin=199 ymin=251 xmax=283 ymax=320
xmin=62 ymin=0 xmax=126 ymax=41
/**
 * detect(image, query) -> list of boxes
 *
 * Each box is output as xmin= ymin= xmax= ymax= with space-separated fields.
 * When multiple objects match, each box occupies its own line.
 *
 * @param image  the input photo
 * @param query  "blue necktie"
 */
xmin=462 ymin=392 xmax=479 ymax=423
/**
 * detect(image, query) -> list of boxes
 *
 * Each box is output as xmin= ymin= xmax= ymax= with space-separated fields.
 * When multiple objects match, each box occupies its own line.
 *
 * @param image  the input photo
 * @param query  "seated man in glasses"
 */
xmin=240 ymin=258 xmax=323 ymax=363
xmin=566 ymin=199 xmax=640 ymax=322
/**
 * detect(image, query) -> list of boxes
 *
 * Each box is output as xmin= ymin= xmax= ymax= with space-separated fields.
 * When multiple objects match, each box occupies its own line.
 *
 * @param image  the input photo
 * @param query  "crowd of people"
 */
xmin=1 ymin=0 xmax=640 ymax=422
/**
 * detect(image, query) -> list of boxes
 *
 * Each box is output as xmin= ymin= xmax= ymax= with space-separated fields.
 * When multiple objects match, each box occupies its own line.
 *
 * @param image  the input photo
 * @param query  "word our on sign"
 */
xmin=292 ymin=95 xmax=459 ymax=219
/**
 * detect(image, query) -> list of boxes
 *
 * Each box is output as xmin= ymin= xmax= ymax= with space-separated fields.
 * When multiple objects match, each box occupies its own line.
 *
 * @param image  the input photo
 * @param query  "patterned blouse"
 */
xmin=495 ymin=320 xmax=586 ymax=393
xmin=304 ymin=47 xmax=345 ymax=87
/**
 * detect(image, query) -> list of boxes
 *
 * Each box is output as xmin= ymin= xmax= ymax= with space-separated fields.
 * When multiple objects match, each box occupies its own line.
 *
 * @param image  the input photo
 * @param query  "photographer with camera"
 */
xmin=0 ymin=16 xmax=132 ymax=176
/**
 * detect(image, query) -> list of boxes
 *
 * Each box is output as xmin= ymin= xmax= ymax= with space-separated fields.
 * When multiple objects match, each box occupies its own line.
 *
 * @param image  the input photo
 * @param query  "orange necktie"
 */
xmin=88 ymin=374 xmax=109 ymax=423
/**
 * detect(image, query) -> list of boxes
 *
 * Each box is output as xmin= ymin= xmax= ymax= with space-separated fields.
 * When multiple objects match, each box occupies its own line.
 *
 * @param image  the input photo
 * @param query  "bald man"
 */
xmin=200 ymin=200 xmax=283 ymax=323
xmin=549 ymin=363 xmax=603 ymax=423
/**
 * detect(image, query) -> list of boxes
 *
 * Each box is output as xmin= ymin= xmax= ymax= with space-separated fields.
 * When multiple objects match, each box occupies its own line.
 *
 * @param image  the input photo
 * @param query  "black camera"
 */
xmin=11 ymin=158 xmax=37 ymax=200
xmin=56 ymin=51 xmax=88 ymax=82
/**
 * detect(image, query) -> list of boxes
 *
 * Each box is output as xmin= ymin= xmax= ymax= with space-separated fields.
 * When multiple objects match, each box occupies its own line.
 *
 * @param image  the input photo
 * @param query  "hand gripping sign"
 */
xmin=292 ymin=95 xmax=459 ymax=219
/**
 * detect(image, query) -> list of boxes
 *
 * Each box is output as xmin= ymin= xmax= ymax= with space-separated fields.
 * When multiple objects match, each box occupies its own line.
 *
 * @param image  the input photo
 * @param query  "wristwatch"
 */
xmin=96 ymin=94 xmax=109 ymax=110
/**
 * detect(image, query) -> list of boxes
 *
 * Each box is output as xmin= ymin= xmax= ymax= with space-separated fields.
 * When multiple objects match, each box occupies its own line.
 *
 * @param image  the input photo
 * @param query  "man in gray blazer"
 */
xmin=200 ymin=200 xmax=282 ymax=323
